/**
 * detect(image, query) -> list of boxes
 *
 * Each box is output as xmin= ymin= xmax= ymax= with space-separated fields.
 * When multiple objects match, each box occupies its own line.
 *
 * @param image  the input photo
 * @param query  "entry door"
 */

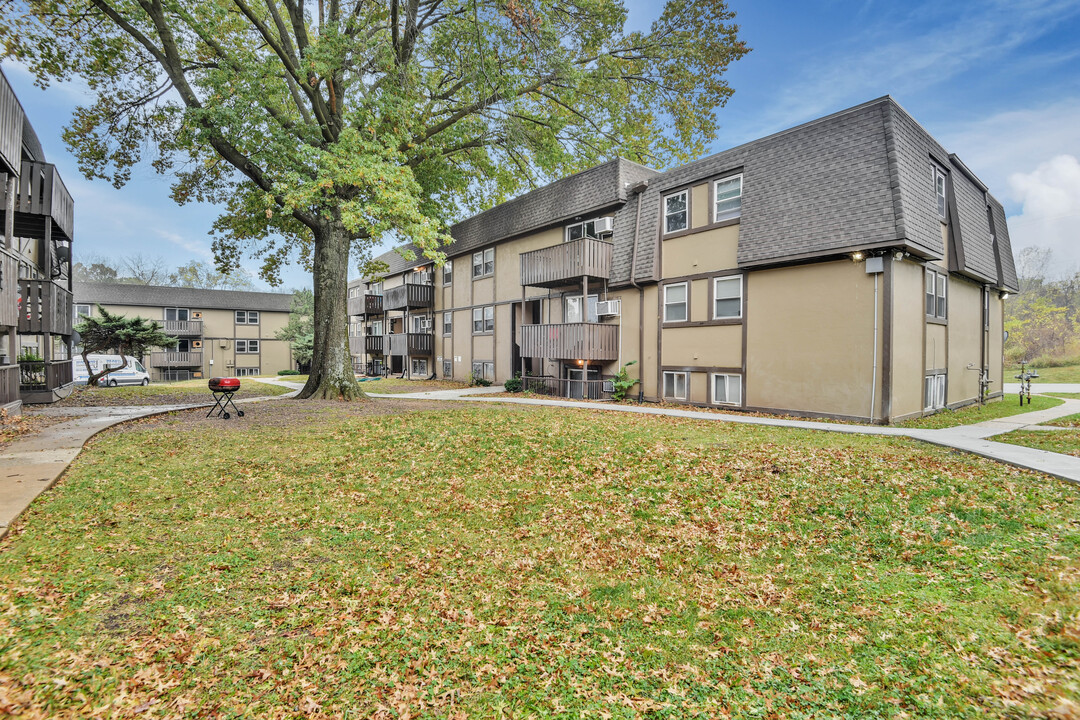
xmin=566 ymin=368 xmax=600 ymax=399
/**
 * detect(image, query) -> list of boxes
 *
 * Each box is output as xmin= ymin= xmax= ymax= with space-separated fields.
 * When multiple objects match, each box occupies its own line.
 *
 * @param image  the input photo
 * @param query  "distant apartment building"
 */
xmin=73 ymin=283 xmax=294 ymax=380
xmin=0 ymin=67 xmax=76 ymax=411
xmin=349 ymin=96 xmax=1019 ymax=423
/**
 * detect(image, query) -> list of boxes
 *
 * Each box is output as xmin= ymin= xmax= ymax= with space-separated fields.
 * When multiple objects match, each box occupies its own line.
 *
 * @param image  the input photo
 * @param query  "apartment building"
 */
xmin=0 ymin=68 xmax=76 ymax=412
xmin=74 ymin=283 xmax=294 ymax=381
xmin=349 ymin=96 xmax=1018 ymax=423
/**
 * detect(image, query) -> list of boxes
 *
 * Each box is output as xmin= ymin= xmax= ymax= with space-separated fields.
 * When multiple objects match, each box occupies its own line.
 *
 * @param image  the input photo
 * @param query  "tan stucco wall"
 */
xmin=925 ymin=324 xmax=946 ymax=371
xmin=662 ymin=326 xmax=742 ymax=368
xmin=746 ymin=260 xmax=883 ymax=420
xmin=989 ymin=295 xmax=1004 ymax=393
xmin=946 ymin=276 xmax=984 ymax=405
xmin=661 ymin=224 xmax=739 ymax=278
xmin=890 ymin=259 xmax=928 ymax=419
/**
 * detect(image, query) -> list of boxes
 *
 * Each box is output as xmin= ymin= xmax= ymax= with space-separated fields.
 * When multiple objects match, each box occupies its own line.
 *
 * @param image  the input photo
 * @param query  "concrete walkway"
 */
xmin=0 ymin=391 xmax=296 ymax=540
xmin=377 ymin=388 xmax=1080 ymax=484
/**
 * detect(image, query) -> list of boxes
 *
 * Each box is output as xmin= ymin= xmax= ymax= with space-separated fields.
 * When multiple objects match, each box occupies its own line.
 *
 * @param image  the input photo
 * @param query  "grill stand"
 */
xmin=207 ymin=390 xmax=245 ymax=420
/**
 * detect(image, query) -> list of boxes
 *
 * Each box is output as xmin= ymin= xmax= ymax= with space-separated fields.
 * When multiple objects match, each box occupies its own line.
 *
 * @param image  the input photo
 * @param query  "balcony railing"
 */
xmin=19 ymin=279 xmax=73 ymax=336
xmin=164 ymin=320 xmax=203 ymax=337
xmin=383 ymin=283 xmax=434 ymax=311
xmin=0 ymin=71 xmax=22 ymax=176
xmin=1 ymin=161 xmax=75 ymax=241
xmin=520 ymin=323 xmax=618 ymax=361
xmin=348 ymin=293 xmax=384 ymax=317
xmin=387 ymin=332 xmax=433 ymax=356
xmin=18 ymin=359 xmax=73 ymax=393
xmin=365 ymin=335 xmax=384 ymax=355
xmin=522 ymin=375 xmax=613 ymax=400
xmin=0 ymin=249 xmax=19 ymax=328
xmin=149 ymin=351 xmax=203 ymax=368
xmin=520 ymin=237 xmax=613 ymax=288
xmin=0 ymin=364 xmax=19 ymax=405
xmin=348 ymin=335 xmax=364 ymax=356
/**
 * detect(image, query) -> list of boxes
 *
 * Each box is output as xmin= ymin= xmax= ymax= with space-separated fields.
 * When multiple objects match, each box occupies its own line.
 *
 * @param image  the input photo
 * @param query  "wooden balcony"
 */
xmin=0 ymin=72 xmax=23 ymax=175
xmin=520 ymin=237 xmax=613 ymax=289
xmin=387 ymin=333 xmax=433 ymax=356
xmin=0 ymin=249 xmax=19 ymax=328
xmin=164 ymin=320 xmax=203 ymax=337
xmin=383 ymin=283 xmax=433 ymax=311
xmin=19 ymin=359 xmax=73 ymax=403
xmin=0 ymin=364 xmax=19 ymax=407
xmin=1 ymin=161 xmax=75 ymax=241
xmin=365 ymin=335 xmax=384 ymax=355
xmin=520 ymin=323 xmax=618 ymax=361
xmin=19 ymin=279 xmax=73 ymax=336
xmin=348 ymin=293 xmax=384 ymax=317
xmin=149 ymin=351 xmax=203 ymax=368
xmin=348 ymin=335 xmax=364 ymax=355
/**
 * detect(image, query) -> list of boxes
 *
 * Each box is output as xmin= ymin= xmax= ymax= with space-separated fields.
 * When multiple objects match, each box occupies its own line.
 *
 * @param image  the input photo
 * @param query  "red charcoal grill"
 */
xmin=207 ymin=377 xmax=245 ymax=419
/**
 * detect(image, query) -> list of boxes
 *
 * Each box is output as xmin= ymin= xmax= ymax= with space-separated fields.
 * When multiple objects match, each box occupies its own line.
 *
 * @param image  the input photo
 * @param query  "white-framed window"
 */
xmin=73 ymin=303 xmax=91 ymax=323
xmin=926 ymin=269 xmax=947 ymax=319
xmin=663 ymin=371 xmax=688 ymax=401
xmin=565 ymin=219 xmax=598 ymax=242
xmin=663 ymin=190 xmax=688 ymax=234
xmin=442 ymin=360 xmax=452 ymax=378
xmin=933 ymin=166 xmax=947 ymax=219
xmin=472 ymin=306 xmax=494 ymax=334
xmin=235 ymin=310 xmax=259 ymax=324
xmin=369 ymin=281 xmax=383 ymax=296
xmin=412 ymin=358 xmax=428 ymax=376
xmin=443 ymin=311 xmax=452 ymax=335
xmin=165 ymin=307 xmax=190 ymax=322
xmin=924 ymin=373 xmax=946 ymax=411
xmin=713 ymin=276 xmax=742 ymax=319
xmin=348 ymin=286 xmax=360 ymax=299
xmin=235 ymin=367 xmax=260 ymax=377
xmin=472 ymin=248 xmax=495 ymax=278
xmin=411 ymin=315 xmax=431 ymax=333
xmin=369 ymin=319 xmax=383 ymax=336
xmin=663 ymin=282 xmax=688 ymax=322
xmin=563 ymin=294 xmax=598 ymax=323
xmin=714 ymin=174 xmax=742 ymax=222
xmin=236 ymin=339 xmax=260 ymax=353
xmin=442 ymin=260 xmax=453 ymax=285
xmin=711 ymin=373 xmax=742 ymax=405
xmin=349 ymin=321 xmax=361 ymax=337
xmin=471 ymin=360 xmax=495 ymax=382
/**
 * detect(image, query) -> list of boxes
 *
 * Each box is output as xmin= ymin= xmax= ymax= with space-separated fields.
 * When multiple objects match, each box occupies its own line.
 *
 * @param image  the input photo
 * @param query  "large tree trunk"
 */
xmin=299 ymin=221 xmax=364 ymax=400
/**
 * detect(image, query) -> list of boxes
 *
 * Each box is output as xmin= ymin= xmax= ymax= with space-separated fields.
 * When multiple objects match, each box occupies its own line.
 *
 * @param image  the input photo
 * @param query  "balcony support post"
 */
xmin=3 ymin=174 xmax=13 ymax=250
xmin=582 ymin=274 xmax=589 ymax=366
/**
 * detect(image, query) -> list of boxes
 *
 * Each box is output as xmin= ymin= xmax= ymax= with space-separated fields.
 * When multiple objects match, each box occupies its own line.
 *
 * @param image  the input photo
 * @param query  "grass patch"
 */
xmin=358 ymin=377 xmax=470 ymax=393
xmin=1 ymin=406 xmax=1078 ymax=717
xmin=1009 ymin=364 xmax=1080 ymax=383
xmin=996 ymin=428 xmax=1080 ymax=457
xmin=896 ymin=394 xmax=1064 ymax=429
xmin=1040 ymin=411 xmax=1080 ymax=428
xmin=57 ymin=378 xmax=293 ymax=407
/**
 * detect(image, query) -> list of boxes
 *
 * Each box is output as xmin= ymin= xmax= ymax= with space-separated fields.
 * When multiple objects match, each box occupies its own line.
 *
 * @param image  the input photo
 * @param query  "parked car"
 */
xmin=74 ymin=355 xmax=151 ymax=387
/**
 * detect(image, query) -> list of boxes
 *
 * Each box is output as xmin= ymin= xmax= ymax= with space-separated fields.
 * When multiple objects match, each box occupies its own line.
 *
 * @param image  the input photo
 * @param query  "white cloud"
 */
xmin=1006 ymin=154 xmax=1080 ymax=276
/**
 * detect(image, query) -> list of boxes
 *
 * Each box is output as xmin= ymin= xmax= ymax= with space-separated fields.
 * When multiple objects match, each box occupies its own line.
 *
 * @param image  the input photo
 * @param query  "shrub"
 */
xmin=504 ymin=374 xmax=522 ymax=392
xmin=611 ymin=361 xmax=639 ymax=401
xmin=277 ymin=369 xmax=301 ymax=376
xmin=470 ymin=372 xmax=492 ymax=387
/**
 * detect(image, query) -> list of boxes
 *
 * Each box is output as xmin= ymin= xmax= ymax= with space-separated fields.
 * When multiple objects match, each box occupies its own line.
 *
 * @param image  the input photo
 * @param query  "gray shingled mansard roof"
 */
xmin=358 ymin=96 xmax=1018 ymax=293
xmin=74 ymin=282 xmax=293 ymax=312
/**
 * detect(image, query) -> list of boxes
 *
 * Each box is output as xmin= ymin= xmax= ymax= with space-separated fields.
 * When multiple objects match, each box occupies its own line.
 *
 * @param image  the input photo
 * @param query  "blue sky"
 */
xmin=6 ymin=0 xmax=1080 ymax=289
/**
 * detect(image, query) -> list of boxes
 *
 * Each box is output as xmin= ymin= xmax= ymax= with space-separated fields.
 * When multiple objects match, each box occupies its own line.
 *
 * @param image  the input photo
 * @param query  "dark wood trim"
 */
xmin=662 ymin=217 xmax=740 ymax=241
xmin=663 ymin=318 xmax=742 ymax=329
xmin=741 ymin=272 xmax=749 ymax=403
xmin=925 ymin=366 xmax=947 ymax=375
xmin=660 ymin=268 xmax=742 ymax=284
xmin=926 ymin=317 xmax=948 ymax=326
xmin=661 ymin=364 xmax=742 ymax=374
xmin=882 ymin=255 xmax=893 ymax=420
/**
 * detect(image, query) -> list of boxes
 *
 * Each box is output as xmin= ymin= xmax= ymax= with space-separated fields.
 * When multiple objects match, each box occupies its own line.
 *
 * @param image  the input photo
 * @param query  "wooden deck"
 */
xmin=348 ymin=294 xmax=384 ymax=317
xmin=387 ymin=333 xmax=433 ymax=356
xmin=0 ymin=364 xmax=19 ymax=407
xmin=365 ymin=335 xmax=384 ymax=355
xmin=18 ymin=279 xmax=73 ymax=336
xmin=0 ymin=249 xmax=19 ymax=328
xmin=163 ymin=320 xmax=203 ymax=337
xmin=520 ymin=237 xmax=613 ymax=288
xmin=520 ymin=323 xmax=618 ymax=361
xmin=1 ymin=161 xmax=75 ymax=241
xmin=383 ymin=283 xmax=434 ymax=311
xmin=149 ymin=351 xmax=203 ymax=368
xmin=0 ymin=71 xmax=23 ymax=176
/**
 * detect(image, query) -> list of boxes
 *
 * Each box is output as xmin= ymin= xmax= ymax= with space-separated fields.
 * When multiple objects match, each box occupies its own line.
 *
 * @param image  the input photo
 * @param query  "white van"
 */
xmin=74 ymin=355 xmax=151 ymax=387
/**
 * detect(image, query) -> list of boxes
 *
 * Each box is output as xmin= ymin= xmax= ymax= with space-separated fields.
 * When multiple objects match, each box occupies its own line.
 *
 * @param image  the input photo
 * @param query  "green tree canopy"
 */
xmin=75 ymin=305 xmax=177 ymax=386
xmin=276 ymin=288 xmax=315 ymax=366
xmin=4 ymin=0 xmax=748 ymax=400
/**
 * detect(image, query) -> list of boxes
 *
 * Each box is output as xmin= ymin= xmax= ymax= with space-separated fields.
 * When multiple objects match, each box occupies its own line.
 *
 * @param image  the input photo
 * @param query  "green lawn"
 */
xmin=357 ymin=377 xmax=470 ymax=393
xmin=896 ymin=394 xmax=1064 ymax=429
xmin=996 ymin=428 xmax=1080 ymax=457
xmin=1008 ymin=364 xmax=1080 ymax=383
xmin=57 ymin=378 xmax=293 ymax=406
xmin=1 ymin=404 xmax=1077 ymax=717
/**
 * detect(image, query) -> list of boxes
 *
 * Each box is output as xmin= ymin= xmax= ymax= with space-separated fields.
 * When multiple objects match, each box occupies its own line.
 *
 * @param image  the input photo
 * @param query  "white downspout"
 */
xmin=870 ymin=272 xmax=879 ymax=423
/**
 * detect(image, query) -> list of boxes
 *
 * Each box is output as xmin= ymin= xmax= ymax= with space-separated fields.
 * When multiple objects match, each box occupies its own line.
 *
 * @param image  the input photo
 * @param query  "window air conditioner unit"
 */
xmin=192 ymin=340 xmax=203 ymax=349
xmin=596 ymin=299 xmax=621 ymax=317
xmin=416 ymin=271 xmax=433 ymax=285
xmin=192 ymin=311 xmax=203 ymax=319
xmin=593 ymin=216 xmax=614 ymax=235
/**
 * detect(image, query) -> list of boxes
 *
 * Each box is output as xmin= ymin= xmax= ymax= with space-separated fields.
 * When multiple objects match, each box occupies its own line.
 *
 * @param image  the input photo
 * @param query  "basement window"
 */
xmin=663 ymin=371 xmax=688 ymax=401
